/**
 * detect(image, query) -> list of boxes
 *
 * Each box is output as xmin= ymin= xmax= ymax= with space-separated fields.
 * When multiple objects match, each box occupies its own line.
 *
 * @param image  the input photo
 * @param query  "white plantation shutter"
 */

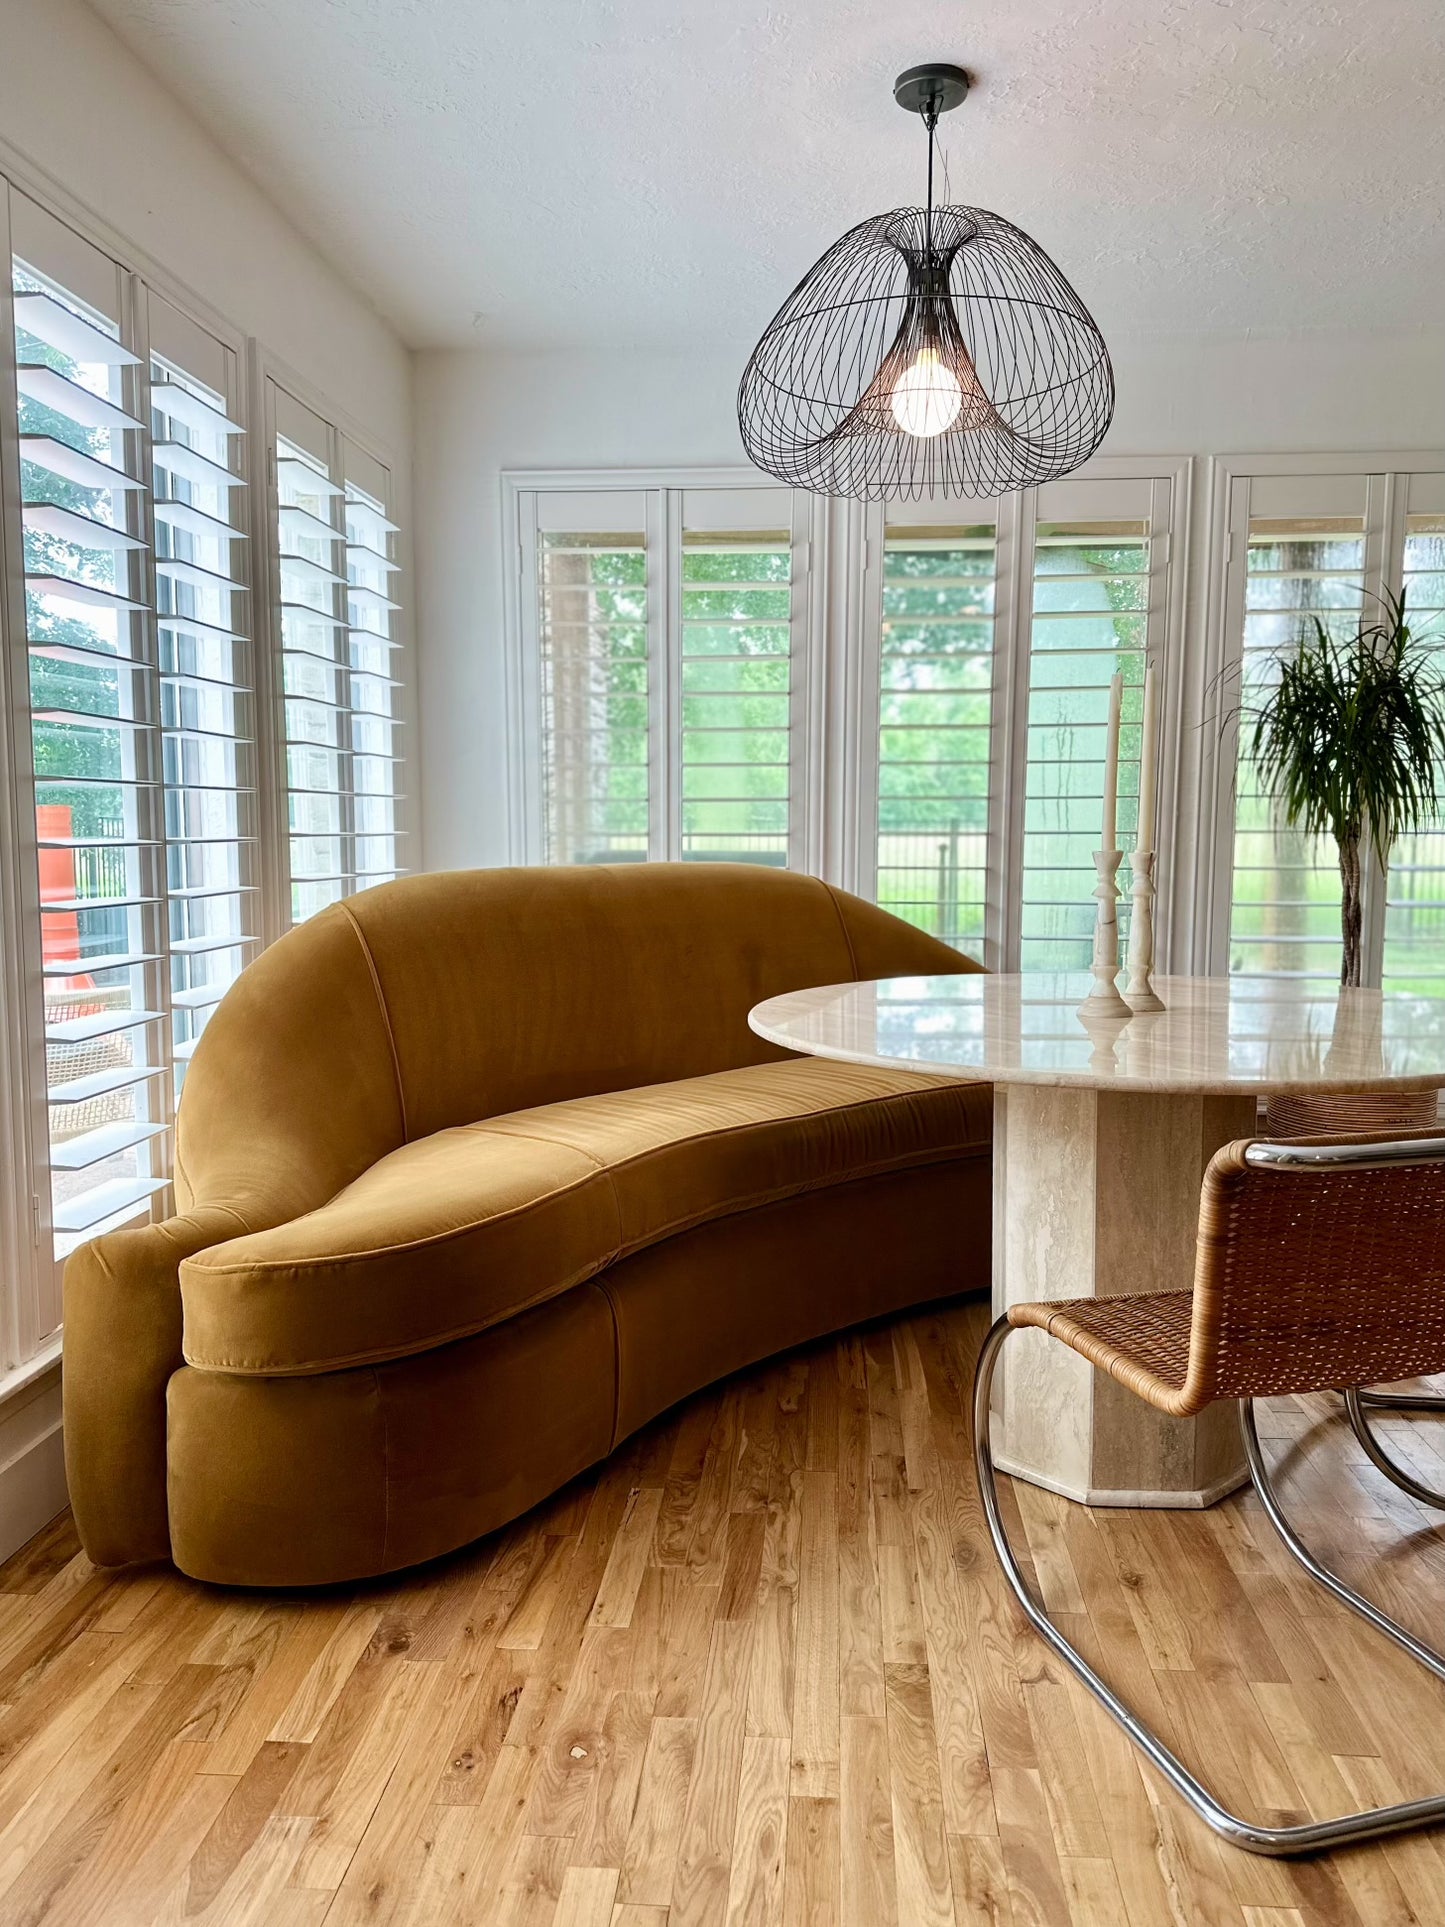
xmin=1218 ymin=473 xmax=1371 ymax=986
xmin=0 ymin=199 xmax=264 ymax=1352
xmin=273 ymin=391 xmax=349 ymax=920
xmin=147 ymin=294 xmax=258 ymax=1083
xmin=519 ymin=466 xmax=1185 ymax=963
xmin=526 ymin=482 xmax=808 ymax=868
xmin=9 ymin=198 xmax=167 ymax=1294
xmin=0 ymin=179 xmax=407 ymax=1369
xmin=679 ymin=487 xmax=803 ymax=867
xmin=4 ymin=201 xmax=253 ymax=1310
xmin=856 ymin=467 xmax=1182 ymax=970
xmin=870 ymin=498 xmax=1003 ymax=961
xmin=1017 ymin=475 xmax=1170 ymax=971
xmin=269 ymin=382 xmax=407 ymax=919
xmin=1382 ymin=472 xmax=1445 ymax=993
xmin=519 ymin=465 xmax=1186 ymax=968
xmin=344 ymin=442 xmax=404 ymax=888
xmin=534 ymin=491 xmax=653 ymax=863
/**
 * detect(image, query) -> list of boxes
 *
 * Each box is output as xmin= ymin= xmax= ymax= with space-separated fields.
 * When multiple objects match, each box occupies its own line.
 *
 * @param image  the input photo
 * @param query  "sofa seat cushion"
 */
xmin=179 ymin=1057 xmax=989 ymax=1377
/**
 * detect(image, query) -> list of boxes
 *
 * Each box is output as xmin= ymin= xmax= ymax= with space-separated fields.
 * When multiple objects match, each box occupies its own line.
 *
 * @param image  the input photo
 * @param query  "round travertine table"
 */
xmin=749 ymin=972 xmax=1445 ymax=1509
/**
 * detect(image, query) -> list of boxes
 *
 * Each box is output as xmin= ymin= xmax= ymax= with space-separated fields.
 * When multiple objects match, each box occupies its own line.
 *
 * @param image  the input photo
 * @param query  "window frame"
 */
xmin=1193 ymin=451 xmax=1445 ymax=982
xmin=253 ymin=349 xmax=411 ymax=931
xmin=507 ymin=456 xmax=1189 ymax=974
xmin=0 ymin=183 xmax=266 ymax=1359
xmin=0 ymin=147 xmax=411 ymax=1379
xmin=504 ymin=467 xmax=825 ymax=874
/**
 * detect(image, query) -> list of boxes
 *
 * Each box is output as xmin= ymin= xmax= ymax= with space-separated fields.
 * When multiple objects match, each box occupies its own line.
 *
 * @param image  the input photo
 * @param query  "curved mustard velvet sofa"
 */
xmin=63 ymin=864 xmax=989 ymax=1587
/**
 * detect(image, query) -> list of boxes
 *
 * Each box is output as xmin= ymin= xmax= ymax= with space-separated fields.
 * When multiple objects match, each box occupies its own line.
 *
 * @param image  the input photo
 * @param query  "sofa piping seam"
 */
xmin=339 ymin=901 xmax=409 ymax=1144
xmin=821 ymin=880 xmax=860 ymax=980
xmin=183 ymin=1078 xmax=985 ymax=1276
xmin=178 ymin=1142 xmax=987 ymax=1375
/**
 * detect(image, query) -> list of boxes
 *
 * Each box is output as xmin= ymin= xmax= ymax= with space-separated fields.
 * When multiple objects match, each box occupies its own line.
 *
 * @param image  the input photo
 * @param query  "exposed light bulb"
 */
xmin=889 ymin=347 xmax=963 ymax=438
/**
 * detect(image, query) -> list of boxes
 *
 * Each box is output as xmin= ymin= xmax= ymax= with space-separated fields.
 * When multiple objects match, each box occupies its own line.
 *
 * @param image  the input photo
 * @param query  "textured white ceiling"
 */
xmin=85 ymin=0 xmax=1445 ymax=352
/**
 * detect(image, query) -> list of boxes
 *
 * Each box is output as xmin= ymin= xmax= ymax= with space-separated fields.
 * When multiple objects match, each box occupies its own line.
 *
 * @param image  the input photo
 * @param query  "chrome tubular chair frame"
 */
xmin=1344 ymin=1387 xmax=1445 ymax=1509
xmin=1358 ymin=1387 xmax=1445 ymax=1412
xmin=1254 ymin=1137 xmax=1445 ymax=1505
xmin=973 ymin=1315 xmax=1445 ymax=1857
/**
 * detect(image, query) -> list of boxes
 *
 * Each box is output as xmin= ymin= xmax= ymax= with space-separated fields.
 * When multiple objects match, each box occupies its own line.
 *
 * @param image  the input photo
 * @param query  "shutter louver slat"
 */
xmin=15 ymin=363 xmax=143 ymax=432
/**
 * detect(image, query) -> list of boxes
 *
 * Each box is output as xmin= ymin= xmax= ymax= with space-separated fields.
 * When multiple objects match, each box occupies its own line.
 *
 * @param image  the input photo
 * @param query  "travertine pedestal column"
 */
xmin=990 ymin=1084 xmax=1254 ymax=1507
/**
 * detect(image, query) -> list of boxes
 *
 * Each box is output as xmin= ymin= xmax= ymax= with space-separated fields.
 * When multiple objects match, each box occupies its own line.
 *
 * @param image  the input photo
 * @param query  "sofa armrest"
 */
xmin=63 ymin=1204 xmax=255 ymax=1568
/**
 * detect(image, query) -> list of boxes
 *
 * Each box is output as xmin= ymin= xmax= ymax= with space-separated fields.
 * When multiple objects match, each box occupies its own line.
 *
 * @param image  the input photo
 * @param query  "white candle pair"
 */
xmin=1100 ymin=663 xmax=1159 ymax=855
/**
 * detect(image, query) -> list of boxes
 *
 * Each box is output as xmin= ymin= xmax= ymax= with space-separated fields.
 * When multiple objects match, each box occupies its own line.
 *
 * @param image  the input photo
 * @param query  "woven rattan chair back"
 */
xmin=1184 ymin=1130 xmax=1445 ymax=1405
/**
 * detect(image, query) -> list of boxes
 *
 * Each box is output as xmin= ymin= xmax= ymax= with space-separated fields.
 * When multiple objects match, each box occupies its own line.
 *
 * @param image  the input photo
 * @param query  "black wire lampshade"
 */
xmin=738 ymin=64 xmax=1114 ymax=501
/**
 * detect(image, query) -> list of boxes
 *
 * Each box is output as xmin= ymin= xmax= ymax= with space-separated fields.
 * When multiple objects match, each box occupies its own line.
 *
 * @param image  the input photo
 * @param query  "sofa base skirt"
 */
xmin=166 ymin=1156 xmax=989 ymax=1586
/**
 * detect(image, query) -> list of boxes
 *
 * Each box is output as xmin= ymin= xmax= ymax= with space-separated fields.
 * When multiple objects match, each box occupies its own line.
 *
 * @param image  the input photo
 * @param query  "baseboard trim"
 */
xmin=0 ymin=1360 xmax=66 ymax=1564
xmin=991 ymin=1452 xmax=1250 ymax=1510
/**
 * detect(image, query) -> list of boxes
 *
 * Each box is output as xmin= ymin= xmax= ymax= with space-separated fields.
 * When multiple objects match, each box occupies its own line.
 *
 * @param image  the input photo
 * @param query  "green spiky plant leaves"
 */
xmin=1251 ymin=589 xmax=1445 ymax=987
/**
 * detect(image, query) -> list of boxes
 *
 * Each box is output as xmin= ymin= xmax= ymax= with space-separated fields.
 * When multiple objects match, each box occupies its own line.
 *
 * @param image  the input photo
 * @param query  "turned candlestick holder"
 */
xmin=1125 ymin=849 xmax=1166 ymax=1013
xmin=1079 ymin=849 xmax=1131 ymax=1019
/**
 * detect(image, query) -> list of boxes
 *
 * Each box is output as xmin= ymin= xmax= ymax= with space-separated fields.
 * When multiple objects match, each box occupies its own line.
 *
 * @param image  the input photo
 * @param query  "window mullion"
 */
xmin=996 ymin=487 xmax=1034 ymax=973
xmin=788 ymin=489 xmax=814 ymax=876
xmin=327 ymin=424 xmax=354 ymax=898
xmin=1359 ymin=470 xmax=1400 ymax=988
xmin=247 ymin=351 xmax=288 ymax=948
xmin=511 ymin=488 xmax=543 ymax=863
xmin=1145 ymin=473 xmax=1175 ymax=967
xmin=844 ymin=498 xmax=883 ymax=899
xmin=124 ymin=273 xmax=175 ymax=1221
xmin=1205 ymin=474 xmax=1254 ymax=973
xmin=657 ymin=487 xmax=680 ymax=862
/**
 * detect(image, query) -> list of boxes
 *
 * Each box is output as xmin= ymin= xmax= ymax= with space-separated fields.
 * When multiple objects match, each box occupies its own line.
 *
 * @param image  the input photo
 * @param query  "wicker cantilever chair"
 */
xmin=973 ymin=1129 xmax=1445 ymax=1857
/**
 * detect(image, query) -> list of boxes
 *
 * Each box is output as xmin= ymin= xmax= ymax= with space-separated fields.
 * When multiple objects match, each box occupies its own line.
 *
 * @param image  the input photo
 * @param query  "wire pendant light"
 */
xmin=738 ymin=64 xmax=1114 ymax=501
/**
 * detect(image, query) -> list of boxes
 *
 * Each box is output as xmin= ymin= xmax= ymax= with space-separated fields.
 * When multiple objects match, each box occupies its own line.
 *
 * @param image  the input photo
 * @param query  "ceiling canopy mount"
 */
xmin=891 ymin=62 xmax=971 ymax=121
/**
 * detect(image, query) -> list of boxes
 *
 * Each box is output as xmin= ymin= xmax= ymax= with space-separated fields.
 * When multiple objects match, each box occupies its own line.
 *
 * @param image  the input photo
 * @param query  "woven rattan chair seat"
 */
xmin=1009 ymin=1292 xmax=1198 ymax=1413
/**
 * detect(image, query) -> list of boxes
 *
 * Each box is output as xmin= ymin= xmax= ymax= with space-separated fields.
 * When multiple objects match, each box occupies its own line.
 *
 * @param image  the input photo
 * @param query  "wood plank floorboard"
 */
xmin=7 ymin=1297 xmax=1445 ymax=1924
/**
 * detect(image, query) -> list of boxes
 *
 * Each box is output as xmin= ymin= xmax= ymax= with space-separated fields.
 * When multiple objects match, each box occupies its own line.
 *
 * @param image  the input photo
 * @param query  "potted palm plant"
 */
xmin=1251 ymin=588 xmax=1445 ymax=988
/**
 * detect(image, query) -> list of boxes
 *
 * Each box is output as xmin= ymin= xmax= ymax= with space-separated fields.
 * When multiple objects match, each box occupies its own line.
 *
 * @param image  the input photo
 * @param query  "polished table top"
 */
xmin=749 ymin=972 xmax=1445 ymax=1095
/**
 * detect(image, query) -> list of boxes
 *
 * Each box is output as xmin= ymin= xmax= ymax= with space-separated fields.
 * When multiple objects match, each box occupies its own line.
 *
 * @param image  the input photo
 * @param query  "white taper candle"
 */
xmin=1101 ymin=670 xmax=1122 ymax=854
xmin=1136 ymin=662 xmax=1158 ymax=855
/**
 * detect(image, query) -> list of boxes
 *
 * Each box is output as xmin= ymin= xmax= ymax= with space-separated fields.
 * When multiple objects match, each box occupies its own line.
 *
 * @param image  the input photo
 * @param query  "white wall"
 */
xmin=414 ymin=326 xmax=1445 ymax=871
xmin=0 ymin=0 xmax=411 ymax=457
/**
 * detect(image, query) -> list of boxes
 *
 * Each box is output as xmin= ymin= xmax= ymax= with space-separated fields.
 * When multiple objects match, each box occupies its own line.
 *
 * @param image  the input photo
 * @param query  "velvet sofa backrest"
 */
xmin=344 ymin=865 xmax=972 ymax=1143
xmin=175 ymin=863 xmax=975 ymax=1208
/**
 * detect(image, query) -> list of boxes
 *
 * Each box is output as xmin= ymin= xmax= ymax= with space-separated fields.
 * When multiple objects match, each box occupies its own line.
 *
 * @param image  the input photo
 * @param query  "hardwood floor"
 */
xmin=5 ymin=1295 xmax=1445 ymax=1924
